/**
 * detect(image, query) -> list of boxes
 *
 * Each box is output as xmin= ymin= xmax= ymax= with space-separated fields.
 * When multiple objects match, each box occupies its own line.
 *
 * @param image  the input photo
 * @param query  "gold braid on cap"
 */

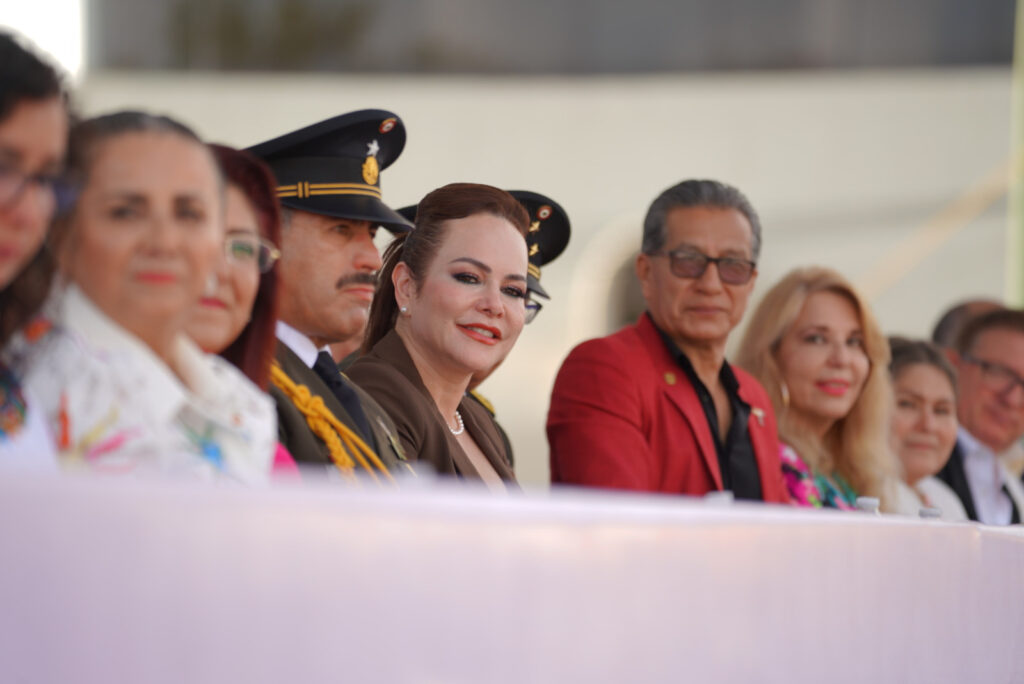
xmin=270 ymin=362 xmax=395 ymax=485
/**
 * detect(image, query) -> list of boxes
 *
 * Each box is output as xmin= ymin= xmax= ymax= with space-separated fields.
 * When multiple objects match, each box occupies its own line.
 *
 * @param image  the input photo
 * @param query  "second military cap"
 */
xmin=507 ymin=190 xmax=571 ymax=300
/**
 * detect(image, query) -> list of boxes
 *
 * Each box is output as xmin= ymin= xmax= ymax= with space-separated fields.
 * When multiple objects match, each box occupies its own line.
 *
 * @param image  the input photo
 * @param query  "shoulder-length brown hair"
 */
xmin=735 ymin=266 xmax=897 ymax=508
xmin=362 ymin=182 xmax=529 ymax=353
xmin=208 ymin=144 xmax=281 ymax=390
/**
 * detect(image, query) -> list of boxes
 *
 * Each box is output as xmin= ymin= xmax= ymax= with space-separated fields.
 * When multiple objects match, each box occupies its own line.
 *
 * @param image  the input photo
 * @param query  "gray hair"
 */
xmin=641 ymin=179 xmax=762 ymax=260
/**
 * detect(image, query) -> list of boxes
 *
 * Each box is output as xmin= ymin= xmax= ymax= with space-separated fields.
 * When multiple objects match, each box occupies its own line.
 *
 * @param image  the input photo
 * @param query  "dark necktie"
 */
xmin=313 ymin=351 xmax=373 ymax=446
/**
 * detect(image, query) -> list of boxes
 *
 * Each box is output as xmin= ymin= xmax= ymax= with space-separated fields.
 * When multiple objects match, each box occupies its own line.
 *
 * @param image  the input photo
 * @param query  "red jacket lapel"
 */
xmin=636 ymin=315 xmax=724 ymax=491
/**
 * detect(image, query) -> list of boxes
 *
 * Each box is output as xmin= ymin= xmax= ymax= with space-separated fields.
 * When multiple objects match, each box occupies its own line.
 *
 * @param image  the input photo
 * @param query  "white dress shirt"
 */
xmin=275 ymin=320 xmax=323 ymax=369
xmin=22 ymin=285 xmax=276 ymax=483
xmin=959 ymin=427 xmax=1024 ymax=525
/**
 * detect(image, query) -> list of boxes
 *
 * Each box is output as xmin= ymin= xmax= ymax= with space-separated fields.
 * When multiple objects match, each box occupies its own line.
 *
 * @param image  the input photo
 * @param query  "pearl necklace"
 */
xmin=449 ymin=409 xmax=465 ymax=436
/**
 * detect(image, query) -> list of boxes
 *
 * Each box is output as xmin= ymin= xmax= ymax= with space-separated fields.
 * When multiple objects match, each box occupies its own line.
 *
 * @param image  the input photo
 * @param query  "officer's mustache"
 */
xmin=335 ymin=272 xmax=378 ymax=290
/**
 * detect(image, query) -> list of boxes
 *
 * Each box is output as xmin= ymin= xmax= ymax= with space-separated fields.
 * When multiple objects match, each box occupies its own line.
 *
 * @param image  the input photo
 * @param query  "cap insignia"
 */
xmin=362 ymin=139 xmax=380 ymax=185
xmin=528 ymin=220 xmax=541 ymax=233
xmin=537 ymin=205 xmax=552 ymax=220
xmin=379 ymin=118 xmax=397 ymax=134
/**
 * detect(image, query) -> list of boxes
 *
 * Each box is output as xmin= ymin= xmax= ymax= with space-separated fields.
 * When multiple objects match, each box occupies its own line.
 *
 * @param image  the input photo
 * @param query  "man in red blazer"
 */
xmin=547 ymin=180 xmax=788 ymax=502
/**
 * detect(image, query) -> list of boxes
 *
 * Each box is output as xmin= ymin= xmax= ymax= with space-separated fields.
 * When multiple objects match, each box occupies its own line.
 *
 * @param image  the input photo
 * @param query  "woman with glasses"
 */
xmin=186 ymin=144 xmax=281 ymax=386
xmin=348 ymin=183 xmax=530 ymax=488
xmin=184 ymin=144 xmax=296 ymax=475
xmin=0 ymin=33 xmax=70 ymax=467
xmin=735 ymin=266 xmax=898 ymax=510
xmin=21 ymin=111 xmax=276 ymax=482
xmin=887 ymin=337 xmax=967 ymax=520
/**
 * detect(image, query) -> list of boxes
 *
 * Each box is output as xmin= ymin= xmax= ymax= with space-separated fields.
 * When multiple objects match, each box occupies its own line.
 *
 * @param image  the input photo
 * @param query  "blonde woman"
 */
xmin=735 ymin=267 xmax=897 ymax=510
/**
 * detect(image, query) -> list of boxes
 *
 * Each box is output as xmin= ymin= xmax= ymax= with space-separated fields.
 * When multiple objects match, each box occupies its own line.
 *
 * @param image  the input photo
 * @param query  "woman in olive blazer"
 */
xmin=348 ymin=329 xmax=514 ymax=482
xmin=348 ymin=183 xmax=531 ymax=489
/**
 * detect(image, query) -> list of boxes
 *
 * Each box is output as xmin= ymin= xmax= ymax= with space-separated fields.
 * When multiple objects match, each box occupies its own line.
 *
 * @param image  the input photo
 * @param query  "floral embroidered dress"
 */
xmin=0 ymin=360 xmax=58 ymax=471
xmin=21 ymin=285 xmax=276 ymax=483
xmin=779 ymin=443 xmax=857 ymax=510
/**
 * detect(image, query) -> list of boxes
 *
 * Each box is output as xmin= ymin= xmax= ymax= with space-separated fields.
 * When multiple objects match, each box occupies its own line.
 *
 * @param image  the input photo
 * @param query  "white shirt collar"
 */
xmin=958 ymin=426 xmax=1014 ymax=525
xmin=275 ymin=320 xmax=323 ymax=369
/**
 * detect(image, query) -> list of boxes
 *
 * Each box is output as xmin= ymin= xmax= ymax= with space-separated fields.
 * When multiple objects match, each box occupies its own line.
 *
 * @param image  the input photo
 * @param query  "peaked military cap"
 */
xmin=396 ymin=204 xmax=416 ymax=224
xmin=246 ymin=109 xmax=412 ymax=233
xmin=507 ymin=190 xmax=570 ymax=300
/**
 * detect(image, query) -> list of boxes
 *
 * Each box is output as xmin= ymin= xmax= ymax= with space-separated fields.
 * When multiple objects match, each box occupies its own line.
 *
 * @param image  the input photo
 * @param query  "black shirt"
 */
xmin=656 ymin=325 xmax=764 ymax=501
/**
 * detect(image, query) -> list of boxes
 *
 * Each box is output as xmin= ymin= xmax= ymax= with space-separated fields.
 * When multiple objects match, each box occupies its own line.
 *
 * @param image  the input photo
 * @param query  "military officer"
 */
xmin=247 ymin=109 xmax=413 ymax=482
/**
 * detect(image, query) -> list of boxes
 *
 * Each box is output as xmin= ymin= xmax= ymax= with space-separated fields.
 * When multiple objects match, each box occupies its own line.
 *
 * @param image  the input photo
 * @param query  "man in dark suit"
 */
xmin=547 ymin=180 xmax=788 ymax=501
xmin=247 ymin=110 xmax=412 ymax=479
xmin=937 ymin=308 xmax=1024 ymax=523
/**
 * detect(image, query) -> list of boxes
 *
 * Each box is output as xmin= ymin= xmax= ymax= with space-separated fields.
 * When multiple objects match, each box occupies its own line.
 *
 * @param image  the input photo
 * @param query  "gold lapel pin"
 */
xmin=664 ymin=372 xmax=676 ymax=386
xmin=751 ymin=407 xmax=765 ymax=426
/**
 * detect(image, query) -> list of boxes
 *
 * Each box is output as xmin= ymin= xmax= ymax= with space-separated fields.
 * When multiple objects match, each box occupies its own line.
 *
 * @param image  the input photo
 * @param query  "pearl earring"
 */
xmin=400 ymin=306 xmax=408 ymax=314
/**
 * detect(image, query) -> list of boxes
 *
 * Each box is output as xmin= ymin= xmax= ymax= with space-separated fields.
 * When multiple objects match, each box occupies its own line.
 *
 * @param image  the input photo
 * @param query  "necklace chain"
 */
xmin=449 ymin=409 xmax=465 ymax=436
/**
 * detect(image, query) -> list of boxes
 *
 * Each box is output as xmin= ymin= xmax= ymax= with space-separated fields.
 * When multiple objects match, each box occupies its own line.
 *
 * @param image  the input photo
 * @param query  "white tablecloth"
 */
xmin=0 ymin=473 xmax=1020 ymax=683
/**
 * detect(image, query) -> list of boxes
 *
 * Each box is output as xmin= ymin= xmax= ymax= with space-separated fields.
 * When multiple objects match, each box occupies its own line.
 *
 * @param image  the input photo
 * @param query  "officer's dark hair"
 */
xmin=888 ymin=336 xmax=957 ymax=393
xmin=954 ymin=307 xmax=1024 ymax=355
xmin=363 ymin=183 xmax=530 ymax=353
xmin=641 ymin=179 xmax=761 ymax=261
xmin=0 ymin=32 xmax=71 ymax=349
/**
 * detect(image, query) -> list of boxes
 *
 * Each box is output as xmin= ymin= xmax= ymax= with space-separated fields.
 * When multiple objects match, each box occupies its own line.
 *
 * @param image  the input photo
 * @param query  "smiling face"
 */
xmin=62 ymin=131 xmax=223 ymax=344
xmin=636 ymin=206 xmax=757 ymax=352
xmin=394 ymin=212 xmax=528 ymax=382
xmin=185 ymin=184 xmax=262 ymax=352
xmin=277 ymin=210 xmax=381 ymax=347
xmin=0 ymin=96 xmax=67 ymax=287
xmin=890 ymin=363 xmax=958 ymax=485
xmin=774 ymin=290 xmax=870 ymax=437
xmin=955 ymin=327 xmax=1024 ymax=452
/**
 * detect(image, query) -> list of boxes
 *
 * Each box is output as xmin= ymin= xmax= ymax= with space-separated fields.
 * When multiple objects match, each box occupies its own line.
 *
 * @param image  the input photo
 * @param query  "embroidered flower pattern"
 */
xmin=0 ymin=364 xmax=27 ymax=441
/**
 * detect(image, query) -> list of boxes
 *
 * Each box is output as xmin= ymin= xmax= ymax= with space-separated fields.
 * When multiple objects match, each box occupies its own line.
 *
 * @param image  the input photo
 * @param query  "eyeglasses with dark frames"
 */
xmin=647 ymin=248 xmax=756 ymax=285
xmin=962 ymin=354 xmax=1024 ymax=399
xmin=0 ymin=163 xmax=75 ymax=214
xmin=525 ymin=298 xmax=543 ymax=324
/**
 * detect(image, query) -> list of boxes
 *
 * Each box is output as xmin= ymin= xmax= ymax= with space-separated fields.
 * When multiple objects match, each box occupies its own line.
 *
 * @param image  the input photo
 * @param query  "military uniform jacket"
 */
xmin=347 ymin=330 xmax=516 ymax=482
xmin=271 ymin=342 xmax=406 ymax=473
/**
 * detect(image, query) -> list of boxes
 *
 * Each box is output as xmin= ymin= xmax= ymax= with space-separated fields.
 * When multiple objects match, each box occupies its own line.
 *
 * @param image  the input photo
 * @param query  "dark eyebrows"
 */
xmin=450 ymin=257 xmax=527 ymax=282
xmin=670 ymin=242 xmax=751 ymax=259
xmin=174 ymin=193 xmax=209 ymax=205
xmin=450 ymin=257 xmax=490 ymax=273
xmin=99 ymin=191 xmax=146 ymax=203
